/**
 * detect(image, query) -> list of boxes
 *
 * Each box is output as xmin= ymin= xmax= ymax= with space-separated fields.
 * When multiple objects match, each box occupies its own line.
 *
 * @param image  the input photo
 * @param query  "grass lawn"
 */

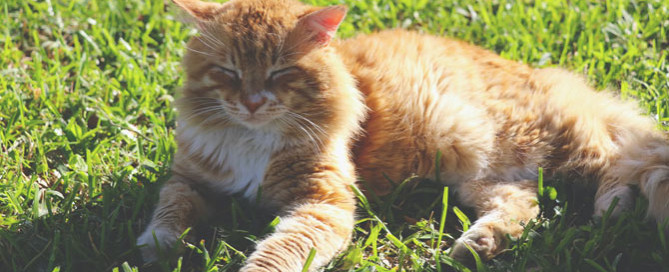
xmin=1 ymin=0 xmax=668 ymax=271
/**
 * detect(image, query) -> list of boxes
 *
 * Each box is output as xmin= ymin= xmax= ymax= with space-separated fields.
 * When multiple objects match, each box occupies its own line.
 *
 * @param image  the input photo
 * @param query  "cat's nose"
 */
xmin=241 ymin=94 xmax=267 ymax=113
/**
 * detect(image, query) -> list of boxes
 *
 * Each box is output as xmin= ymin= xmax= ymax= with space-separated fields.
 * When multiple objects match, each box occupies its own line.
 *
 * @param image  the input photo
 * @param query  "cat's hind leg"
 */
xmin=136 ymin=178 xmax=208 ymax=263
xmin=450 ymin=179 xmax=539 ymax=262
xmin=529 ymin=68 xmax=669 ymax=224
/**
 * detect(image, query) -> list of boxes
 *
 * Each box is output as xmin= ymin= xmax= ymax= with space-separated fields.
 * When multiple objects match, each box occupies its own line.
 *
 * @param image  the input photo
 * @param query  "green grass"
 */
xmin=1 ymin=0 xmax=668 ymax=271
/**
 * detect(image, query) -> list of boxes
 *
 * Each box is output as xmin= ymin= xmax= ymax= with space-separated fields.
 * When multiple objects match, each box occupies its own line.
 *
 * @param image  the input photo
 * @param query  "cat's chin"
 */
xmin=235 ymin=116 xmax=276 ymax=129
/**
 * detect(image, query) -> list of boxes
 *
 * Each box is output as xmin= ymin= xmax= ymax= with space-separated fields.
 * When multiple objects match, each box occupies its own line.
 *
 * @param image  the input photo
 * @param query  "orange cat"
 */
xmin=137 ymin=0 xmax=669 ymax=270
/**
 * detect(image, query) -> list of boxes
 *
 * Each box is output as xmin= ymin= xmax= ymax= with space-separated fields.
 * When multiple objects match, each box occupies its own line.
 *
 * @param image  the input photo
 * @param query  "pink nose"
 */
xmin=241 ymin=95 xmax=267 ymax=113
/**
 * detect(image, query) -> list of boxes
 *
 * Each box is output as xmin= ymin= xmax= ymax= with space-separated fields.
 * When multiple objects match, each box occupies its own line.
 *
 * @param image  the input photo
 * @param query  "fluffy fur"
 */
xmin=137 ymin=0 xmax=669 ymax=270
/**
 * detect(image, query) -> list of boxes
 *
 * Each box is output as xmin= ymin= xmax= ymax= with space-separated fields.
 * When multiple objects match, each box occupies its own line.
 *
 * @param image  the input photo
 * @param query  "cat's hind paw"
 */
xmin=594 ymin=185 xmax=635 ymax=219
xmin=136 ymin=226 xmax=181 ymax=263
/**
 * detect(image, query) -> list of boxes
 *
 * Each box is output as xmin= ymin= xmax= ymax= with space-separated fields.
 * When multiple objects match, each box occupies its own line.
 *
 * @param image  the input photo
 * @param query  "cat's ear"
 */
xmin=295 ymin=5 xmax=348 ymax=47
xmin=172 ymin=0 xmax=229 ymax=21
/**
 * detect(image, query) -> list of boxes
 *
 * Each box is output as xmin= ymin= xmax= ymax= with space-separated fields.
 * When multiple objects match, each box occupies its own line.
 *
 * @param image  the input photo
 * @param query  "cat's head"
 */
xmin=173 ymin=0 xmax=361 ymax=138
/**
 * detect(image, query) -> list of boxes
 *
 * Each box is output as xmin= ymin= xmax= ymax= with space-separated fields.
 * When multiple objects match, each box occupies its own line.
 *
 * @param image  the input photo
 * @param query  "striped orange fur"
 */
xmin=137 ymin=0 xmax=669 ymax=270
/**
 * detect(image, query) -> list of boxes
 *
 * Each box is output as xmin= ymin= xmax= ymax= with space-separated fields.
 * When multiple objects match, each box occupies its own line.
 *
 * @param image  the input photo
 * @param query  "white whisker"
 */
xmin=278 ymin=117 xmax=322 ymax=152
xmin=183 ymin=105 xmax=226 ymax=122
xmin=201 ymin=110 xmax=231 ymax=126
xmin=287 ymin=112 xmax=327 ymax=135
xmin=198 ymin=22 xmax=227 ymax=47
xmin=186 ymin=46 xmax=216 ymax=57
xmin=282 ymin=111 xmax=327 ymax=151
xmin=195 ymin=36 xmax=219 ymax=52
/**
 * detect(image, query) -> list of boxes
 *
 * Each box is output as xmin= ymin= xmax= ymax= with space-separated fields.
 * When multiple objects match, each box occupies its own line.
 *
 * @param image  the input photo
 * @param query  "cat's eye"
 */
xmin=215 ymin=65 xmax=240 ymax=79
xmin=269 ymin=67 xmax=298 ymax=81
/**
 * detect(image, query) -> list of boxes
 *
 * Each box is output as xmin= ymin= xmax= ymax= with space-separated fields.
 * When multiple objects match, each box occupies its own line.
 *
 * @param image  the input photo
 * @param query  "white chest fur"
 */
xmin=178 ymin=125 xmax=285 ymax=199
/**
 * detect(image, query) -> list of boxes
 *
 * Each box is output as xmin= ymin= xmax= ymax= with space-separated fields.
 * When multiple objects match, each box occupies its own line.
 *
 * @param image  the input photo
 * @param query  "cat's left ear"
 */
xmin=172 ymin=0 xmax=229 ymax=21
xmin=295 ymin=5 xmax=348 ymax=47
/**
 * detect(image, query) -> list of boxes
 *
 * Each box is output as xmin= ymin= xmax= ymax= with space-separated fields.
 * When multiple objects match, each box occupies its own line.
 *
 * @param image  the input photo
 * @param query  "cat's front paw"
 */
xmin=136 ymin=226 xmax=181 ymax=263
xmin=450 ymin=226 xmax=502 ymax=264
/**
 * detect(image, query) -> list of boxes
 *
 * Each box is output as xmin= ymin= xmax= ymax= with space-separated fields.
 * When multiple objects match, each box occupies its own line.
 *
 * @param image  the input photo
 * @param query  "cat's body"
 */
xmin=137 ymin=0 xmax=669 ymax=270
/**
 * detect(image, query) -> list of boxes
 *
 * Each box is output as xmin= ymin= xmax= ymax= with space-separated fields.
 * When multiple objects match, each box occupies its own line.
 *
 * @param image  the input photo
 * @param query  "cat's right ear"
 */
xmin=172 ymin=0 xmax=229 ymax=21
xmin=292 ymin=5 xmax=348 ymax=47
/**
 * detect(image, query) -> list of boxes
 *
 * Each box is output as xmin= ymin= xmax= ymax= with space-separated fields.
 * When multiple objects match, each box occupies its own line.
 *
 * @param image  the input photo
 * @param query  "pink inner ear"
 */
xmin=317 ymin=8 xmax=346 ymax=30
xmin=305 ymin=6 xmax=347 ymax=46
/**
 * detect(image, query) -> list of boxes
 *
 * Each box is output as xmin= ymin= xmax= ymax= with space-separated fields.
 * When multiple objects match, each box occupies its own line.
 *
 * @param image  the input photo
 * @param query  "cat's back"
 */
xmin=336 ymin=30 xmax=540 ymax=194
xmin=335 ymin=29 xmax=531 ymax=99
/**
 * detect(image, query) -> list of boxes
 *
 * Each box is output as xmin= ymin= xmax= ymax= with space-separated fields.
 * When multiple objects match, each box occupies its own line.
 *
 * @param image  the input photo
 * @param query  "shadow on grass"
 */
xmin=0 ymin=172 xmax=163 ymax=271
xmin=3 ymin=170 xmax=668 ymax=271
xmin=0 ymin=168 xmax=275 ymax=272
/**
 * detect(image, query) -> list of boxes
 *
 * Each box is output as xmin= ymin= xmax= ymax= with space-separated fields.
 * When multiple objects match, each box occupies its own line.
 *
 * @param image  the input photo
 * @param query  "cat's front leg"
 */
xmin=240 ymin=153 xmax=357 ymax=272
xmin=136 ymin=177 xmax=208 ymax=263
xmin=241 ymin=201 xmax=355 ymax=272
xmin=450 ymin=180 xmax=539 ymax=262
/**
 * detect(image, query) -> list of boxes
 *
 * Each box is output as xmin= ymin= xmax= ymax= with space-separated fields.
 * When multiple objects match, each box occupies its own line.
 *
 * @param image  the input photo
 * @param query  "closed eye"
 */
xmin=215 ymin=65 xmax=240 ymax=79
xmin=269 ymin=67 xmax=298 ymax=81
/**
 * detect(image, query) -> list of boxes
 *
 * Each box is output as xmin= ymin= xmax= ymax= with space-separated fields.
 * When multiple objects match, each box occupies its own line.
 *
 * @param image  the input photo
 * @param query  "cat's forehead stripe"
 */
xmin=216 ymin=5 xmax=295 ymax=69
xmin=228 ymin=32 xmax=283 ymax=71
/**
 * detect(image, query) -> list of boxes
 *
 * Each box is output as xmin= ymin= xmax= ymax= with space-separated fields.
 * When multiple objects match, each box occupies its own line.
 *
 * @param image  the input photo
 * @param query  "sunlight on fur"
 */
xmin=137 ymin=0 xmax=669 ymax=270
